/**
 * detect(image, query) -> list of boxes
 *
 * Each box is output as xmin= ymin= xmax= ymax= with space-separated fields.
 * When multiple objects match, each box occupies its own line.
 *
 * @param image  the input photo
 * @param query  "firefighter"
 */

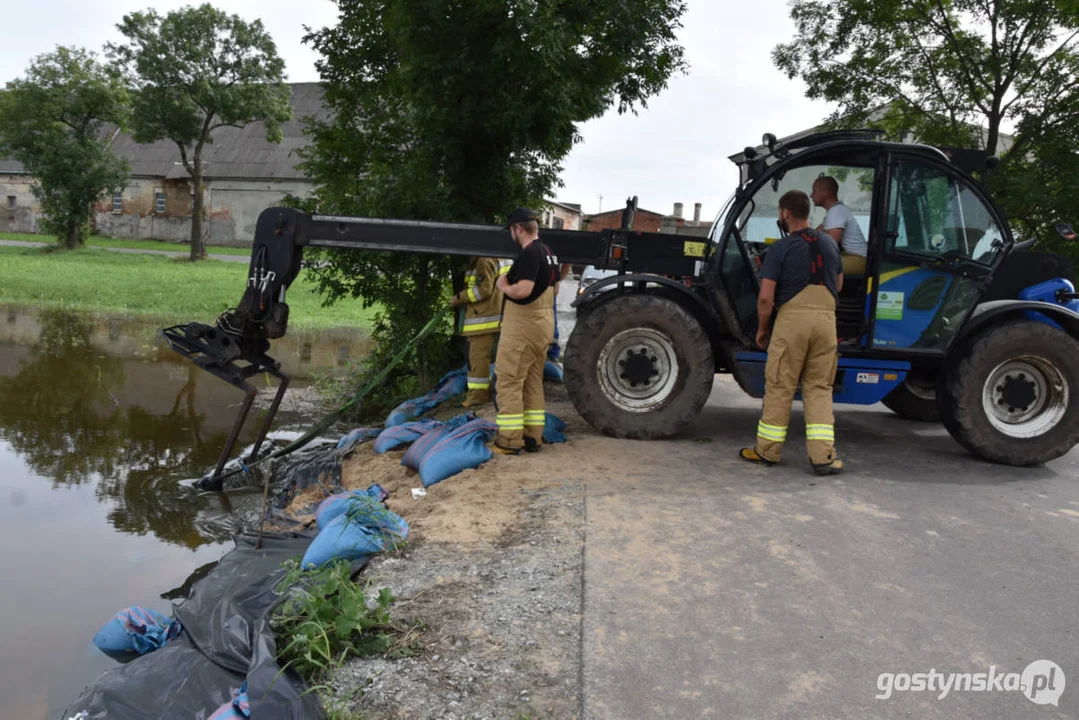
xmin=492 ymin=207 xmax=560 ymax=454
xmin=451 ymin=255 xmax=512 ymax=406
xmin=740 ymin=189 xmax=845 ymax=475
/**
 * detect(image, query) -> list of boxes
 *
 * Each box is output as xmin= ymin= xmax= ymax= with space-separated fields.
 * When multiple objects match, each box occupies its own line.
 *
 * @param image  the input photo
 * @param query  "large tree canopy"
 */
xmin=107 ymin=4 xmax=292 ymax=260
xmin=774 ymin=0 xmax=1079 ymax=258
xmin=297 ymin=0 xmax=689 ymax=404
xmin=0 ymin=47 xmax=130 ymax=249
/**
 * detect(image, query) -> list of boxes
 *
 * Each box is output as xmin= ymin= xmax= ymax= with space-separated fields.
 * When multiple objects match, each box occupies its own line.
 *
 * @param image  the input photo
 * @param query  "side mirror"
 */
xmin=1057 ymin=222 xmax=1076 ymax=241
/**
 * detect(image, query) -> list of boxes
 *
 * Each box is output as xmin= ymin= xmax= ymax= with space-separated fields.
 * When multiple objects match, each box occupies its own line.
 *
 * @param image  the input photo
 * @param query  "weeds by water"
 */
xmin=272 ymin=559 xmax=421 ymax=683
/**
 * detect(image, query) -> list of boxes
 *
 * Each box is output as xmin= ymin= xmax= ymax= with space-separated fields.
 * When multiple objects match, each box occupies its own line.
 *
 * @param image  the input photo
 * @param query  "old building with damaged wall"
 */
xmin=0 ymin=83 xmax=327 ymax=246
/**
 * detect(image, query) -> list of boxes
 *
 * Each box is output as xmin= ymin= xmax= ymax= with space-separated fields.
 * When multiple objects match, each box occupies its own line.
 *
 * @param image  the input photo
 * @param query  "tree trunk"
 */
xmin=65 ymin=224 xmax=81 ymax=250
xmin=190 ymin=169 xmax=207 ymax=261
xmin=986 ymin=100 xmax=1002 ymax=156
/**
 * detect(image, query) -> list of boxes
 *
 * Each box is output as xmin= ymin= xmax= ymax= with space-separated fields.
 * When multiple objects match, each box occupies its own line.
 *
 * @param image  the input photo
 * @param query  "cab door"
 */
xmin=870 ymin=156 xmax=1009 ymax=352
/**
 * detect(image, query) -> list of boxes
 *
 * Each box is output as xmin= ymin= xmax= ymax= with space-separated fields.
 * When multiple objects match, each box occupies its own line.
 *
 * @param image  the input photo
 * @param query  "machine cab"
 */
xmin=712 ymin=134 xmax=1012 ymax=358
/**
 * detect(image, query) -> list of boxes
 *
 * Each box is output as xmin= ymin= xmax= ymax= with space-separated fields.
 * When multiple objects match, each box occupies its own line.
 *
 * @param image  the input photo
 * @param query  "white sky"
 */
xmin=0 ymin=0 xmax=833 ymax=222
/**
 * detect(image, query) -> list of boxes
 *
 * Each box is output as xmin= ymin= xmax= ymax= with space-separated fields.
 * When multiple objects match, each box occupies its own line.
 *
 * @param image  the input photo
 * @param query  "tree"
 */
xmin=107 ymin=4 xmax=292 ymax=260
xmin=297 ymin=0 xmax=688 ymax=407
xmin=773 ymin=0 xmax=1079 ymax=260
xmin=0 ymin=47 xmax=130 ymax=249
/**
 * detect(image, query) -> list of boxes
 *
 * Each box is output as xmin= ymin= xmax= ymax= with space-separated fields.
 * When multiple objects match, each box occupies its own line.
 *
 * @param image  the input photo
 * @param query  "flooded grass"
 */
xmin=0 ymin=231 xmax=250 ymax=256
xmin=0 ymin=245 xmax=378 ymax=330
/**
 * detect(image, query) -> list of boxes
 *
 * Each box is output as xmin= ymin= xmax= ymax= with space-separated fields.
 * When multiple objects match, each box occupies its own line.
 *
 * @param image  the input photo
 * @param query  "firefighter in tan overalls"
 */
xmin=740 ymin=190 xmax=845 ymax=475
xmin=492 ymin=207 xmax=559 ymax=454
xmin=452 ymin=256 xmax=512 ymax=406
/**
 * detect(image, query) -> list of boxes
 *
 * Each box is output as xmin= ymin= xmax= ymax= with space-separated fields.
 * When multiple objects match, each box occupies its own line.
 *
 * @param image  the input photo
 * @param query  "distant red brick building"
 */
xmin=583 ymin=207 xmax=667 ymax=233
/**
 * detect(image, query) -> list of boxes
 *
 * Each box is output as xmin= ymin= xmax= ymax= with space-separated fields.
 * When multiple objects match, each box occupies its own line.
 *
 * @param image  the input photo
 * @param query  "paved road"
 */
xmin=556 ymin=281 xmax=1079 ymax=718
xmin=0 ymin=239 xmax=249 ymax=262
xmin=581 ymin=386 xmax=1077 ymax=719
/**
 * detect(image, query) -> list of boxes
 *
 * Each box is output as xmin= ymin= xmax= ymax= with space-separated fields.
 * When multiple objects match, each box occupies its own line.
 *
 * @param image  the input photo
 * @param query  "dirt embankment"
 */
xmin=282 ymin=383 xmax=600 ymax=719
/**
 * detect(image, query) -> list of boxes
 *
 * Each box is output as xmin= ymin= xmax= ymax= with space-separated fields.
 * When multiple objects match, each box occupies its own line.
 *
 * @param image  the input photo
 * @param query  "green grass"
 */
xmin=0 ymin=231 xmax=250 ymax=256
xmin=0 ymin=245 xmax=377 ymax=330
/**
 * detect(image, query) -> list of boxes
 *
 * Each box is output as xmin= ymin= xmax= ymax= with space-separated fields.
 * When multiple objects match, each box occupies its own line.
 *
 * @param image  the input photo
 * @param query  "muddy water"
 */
xmin=0 ymin=306 xmax=367 ymax=719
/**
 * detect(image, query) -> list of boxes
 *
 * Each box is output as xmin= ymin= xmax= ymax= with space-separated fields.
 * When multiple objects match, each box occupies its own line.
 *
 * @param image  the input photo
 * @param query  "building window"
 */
xmin=112 ymin=194 xmax=123 ymax=214
xmin=6 ymin=196 xmax=15 ymax=210
xmin=552 ymin=216 xmax=565 ymax=230
xmin=155 ymin=192 xmax=166 ymax=214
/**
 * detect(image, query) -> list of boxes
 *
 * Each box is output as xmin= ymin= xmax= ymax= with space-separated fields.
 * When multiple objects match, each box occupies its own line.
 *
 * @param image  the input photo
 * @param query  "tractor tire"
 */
xmin=938 ymin=320 xmax=1079 ymax=466
xmin=881 ymin=374 xmax=940 ymax=422
xmin=563 ymin=294 xmax=714 ymax=439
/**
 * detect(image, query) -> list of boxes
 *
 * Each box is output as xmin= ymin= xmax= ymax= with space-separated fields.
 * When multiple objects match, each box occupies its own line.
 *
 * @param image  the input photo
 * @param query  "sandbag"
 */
xmin=415 ymin=418 xmax=497 ymax=487
xmin=314 ymin=484 xmax=389 ymax=529
xmin=92 ymin=606 xmax=183 ymax=661
xmin=373 ymin=413 xmax=476 ymax=454
xmin=400 ymin=423 xmax=453 ymax=471
xmin=385 ymin=367 xmax=468 ymax=427
xmin=336 ymin=427 xmax=382 ymax=452
xmin=544 ymin=412 xmax=568 ymax=443
xmin=301 ymin=496 xmax=409 ymax=569
xmin=209 ymin=682 xmax=250 ymax=719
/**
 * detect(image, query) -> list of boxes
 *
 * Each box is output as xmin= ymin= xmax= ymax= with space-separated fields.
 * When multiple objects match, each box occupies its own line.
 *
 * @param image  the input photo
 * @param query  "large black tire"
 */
xmin=563 ymin=294 xmax=714 ymax=439
xmin=881 ymin=374 xmax=940 ymax=422
xmin=938 ymin=320 xmax=1079 ymax=466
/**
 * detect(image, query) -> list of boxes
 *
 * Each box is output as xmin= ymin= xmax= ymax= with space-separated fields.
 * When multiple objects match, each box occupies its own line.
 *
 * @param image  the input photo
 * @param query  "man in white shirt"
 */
xmin=811 ymin=176 xmax=867 ymax=276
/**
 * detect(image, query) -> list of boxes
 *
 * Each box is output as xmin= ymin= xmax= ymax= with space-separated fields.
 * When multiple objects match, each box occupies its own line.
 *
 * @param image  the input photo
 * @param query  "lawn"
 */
xmin=0 ymin=231 xmax=250 ymax=256
xmin=0 ymin=245 xmax=377 ymax=330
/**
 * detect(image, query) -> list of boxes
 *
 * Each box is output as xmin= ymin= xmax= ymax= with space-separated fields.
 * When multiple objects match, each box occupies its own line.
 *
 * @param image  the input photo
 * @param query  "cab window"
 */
xmin=735 ymin=164 xmax=875 ymax=251
xmin=886 ymin=162 xmax=1006 ymax=266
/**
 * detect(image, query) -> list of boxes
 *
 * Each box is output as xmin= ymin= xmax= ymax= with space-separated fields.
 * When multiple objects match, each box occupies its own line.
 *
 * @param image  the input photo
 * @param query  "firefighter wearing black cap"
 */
xmin=493 ymin=207 xmax=560 ymax=454
xmin=740 ymin=189 xmax=845 ymax=475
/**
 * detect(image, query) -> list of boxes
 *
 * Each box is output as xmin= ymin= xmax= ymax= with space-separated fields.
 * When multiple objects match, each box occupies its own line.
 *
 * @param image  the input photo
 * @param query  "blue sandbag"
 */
xmin=415 ymin=418 xmax=498 ymax=487
xmin=301 ymin=502 xmax=409 ymax=569
xmin=209 ymin=682 xmax=250 ymax=719
xmin=385 ymin=367 xmax=468 ymax=427
xmin=544 ymin=412 xmax=567 ymax=443
xmin=92 ymin=606 xmax=183 ymax=660
xmin=373 ymin=413 xmax=476 ymax=454
xmin=336 ymin=427 xmax=382 ymax=451
xmin=314 ymin=484 xmax=389 ymax=529
xmin=401 ymin=424 xmax=453 ymax=470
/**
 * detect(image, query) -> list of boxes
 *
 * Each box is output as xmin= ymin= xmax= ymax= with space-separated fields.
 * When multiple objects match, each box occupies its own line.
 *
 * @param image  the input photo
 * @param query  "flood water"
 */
xmin=0 ymin=305 xmax=367 ymax=719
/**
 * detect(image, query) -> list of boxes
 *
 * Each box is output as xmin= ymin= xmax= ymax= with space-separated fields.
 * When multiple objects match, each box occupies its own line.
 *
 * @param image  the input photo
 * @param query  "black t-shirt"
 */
xmin=506 ymin=240 xmax=559 ymax=305
xmin=760 ymin=228 xmax=841 ymax=307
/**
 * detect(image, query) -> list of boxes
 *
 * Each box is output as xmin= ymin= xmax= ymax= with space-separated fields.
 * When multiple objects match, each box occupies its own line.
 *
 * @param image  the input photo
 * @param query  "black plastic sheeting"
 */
xmin=63 ymin=531 xmax=366 ymax=720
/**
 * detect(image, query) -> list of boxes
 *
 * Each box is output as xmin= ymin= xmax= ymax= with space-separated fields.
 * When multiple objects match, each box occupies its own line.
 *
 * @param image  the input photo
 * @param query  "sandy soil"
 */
xmin=278 ymin=382 xmax=600 ymax=719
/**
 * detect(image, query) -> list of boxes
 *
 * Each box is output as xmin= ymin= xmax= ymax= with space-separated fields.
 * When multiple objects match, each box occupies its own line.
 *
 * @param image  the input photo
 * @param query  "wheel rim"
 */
xmin=981 ymin=356 xmax=1069 ymax=438
xmin=596 ymin=328 xmax=679 ymax=412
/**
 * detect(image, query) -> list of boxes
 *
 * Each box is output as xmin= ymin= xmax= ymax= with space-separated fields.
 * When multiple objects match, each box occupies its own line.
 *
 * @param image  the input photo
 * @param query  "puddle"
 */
xmin=0 ymin=305 xmax=365 ymax=719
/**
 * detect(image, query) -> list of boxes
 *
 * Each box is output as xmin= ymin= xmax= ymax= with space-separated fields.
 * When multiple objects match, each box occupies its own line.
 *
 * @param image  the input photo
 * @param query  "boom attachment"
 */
xmin=165 ymin=203 xmax=704 ymax=488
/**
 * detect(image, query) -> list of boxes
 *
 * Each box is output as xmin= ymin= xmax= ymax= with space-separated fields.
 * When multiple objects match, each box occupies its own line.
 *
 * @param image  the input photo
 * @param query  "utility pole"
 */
xmin=597 ymin=194 xmax=603 ymax=213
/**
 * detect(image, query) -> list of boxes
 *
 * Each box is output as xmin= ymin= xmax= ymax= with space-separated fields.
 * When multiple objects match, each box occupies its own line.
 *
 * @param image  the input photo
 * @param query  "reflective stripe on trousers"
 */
xmin=754 ymin=285 xmax=839 ymax=465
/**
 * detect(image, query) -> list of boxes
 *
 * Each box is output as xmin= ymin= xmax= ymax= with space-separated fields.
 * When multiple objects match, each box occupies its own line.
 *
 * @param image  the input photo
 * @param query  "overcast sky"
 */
xmin=1 ymin=0 xmax=833 ymax=222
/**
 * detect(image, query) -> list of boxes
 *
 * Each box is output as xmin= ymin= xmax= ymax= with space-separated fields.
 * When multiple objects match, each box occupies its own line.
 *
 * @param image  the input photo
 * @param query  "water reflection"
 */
xmin=0 ymin=310 xmax=231 ymax=547
xmin=0 ymin=306 xmax=360 ymax=549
